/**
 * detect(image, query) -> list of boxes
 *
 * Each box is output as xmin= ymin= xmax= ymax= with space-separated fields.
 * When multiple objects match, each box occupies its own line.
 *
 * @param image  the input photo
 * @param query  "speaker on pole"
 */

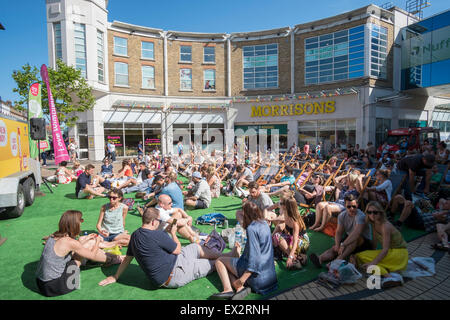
xmin=30 ymin=118 xmax=46 ymax=140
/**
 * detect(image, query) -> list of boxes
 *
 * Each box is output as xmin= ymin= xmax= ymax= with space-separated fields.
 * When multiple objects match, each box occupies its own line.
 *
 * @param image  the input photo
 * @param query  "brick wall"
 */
xmin=230 ymin=37 xmax=291 ymax=96
xmin=167 ymin=40 xmax=227 ymax=97
xmin=108 ymin=30 xmax=165 ymax=96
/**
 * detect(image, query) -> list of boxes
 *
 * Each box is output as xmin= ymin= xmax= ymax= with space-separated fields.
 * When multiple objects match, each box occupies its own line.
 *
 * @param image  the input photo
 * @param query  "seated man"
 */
xmin=159 ymin=172 xmax=184 ymax=210
xmin=75 ymin=164 xmax=107 ymax=199
xmin=234 ymin=164 xmax=254 ymax=189
xmin=183 ymin=171 xmax=211 ymax=210
xmin=155 ymin=194 xmax=199 ymax=243
xmin=390 ymin=194 xmax=425 ymax=230
xmin=98 ymin=207 xmax=238 ymax=289
xmin=117 ymin=162 xmax=151 ymax=191
xmin=100 ymin=158 xmax=114 ymax=178
xmin=309 ymin=194 xmax=372 ymax=268
xmin=263 ymin=166 xmax=296 ymax=197
xmin=236 ymin=181 xmax=278 ymax=225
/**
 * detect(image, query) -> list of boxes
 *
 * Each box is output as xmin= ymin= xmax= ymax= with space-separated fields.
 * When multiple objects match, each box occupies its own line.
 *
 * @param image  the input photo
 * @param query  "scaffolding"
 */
xmin=405 ymin=0 xmax=431 ymax=19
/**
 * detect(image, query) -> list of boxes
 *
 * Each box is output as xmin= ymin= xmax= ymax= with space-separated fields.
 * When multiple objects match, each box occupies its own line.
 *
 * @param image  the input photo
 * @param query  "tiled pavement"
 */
xmin=272 ymin=233 xmax=450 ymax=300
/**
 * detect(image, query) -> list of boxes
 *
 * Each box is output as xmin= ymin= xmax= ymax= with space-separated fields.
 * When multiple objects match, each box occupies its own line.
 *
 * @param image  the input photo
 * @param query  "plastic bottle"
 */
xmin=235 ymin=222 xmax=243 ymax=246
xmin=242 ymin=230 xmax=247 ymax=247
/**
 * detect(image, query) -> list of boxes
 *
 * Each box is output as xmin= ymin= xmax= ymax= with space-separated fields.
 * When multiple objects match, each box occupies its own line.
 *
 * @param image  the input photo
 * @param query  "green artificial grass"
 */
xmin=0 ymin=180 xmax=426 ymax=300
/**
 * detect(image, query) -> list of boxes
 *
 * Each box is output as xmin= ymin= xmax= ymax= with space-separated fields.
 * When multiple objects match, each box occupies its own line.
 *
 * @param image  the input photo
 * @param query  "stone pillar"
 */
xmin=287 ymin=120 xmax=298 ymax=149
xmin=87 ymin=96 xmax=107 ymax=161
xmin=224 ymin=107 xmax=238 ymax=152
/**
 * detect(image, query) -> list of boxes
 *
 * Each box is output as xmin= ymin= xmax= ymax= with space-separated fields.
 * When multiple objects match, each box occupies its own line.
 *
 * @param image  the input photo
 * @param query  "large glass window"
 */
xmin=298 ymin=119 xmax=356 ymax=154
xmin=97 ymin=30 xmax=104 ymax=82
xmin=204 ymin=46 xmax=215 ymax=63
xmin=204 ymin=69 xmax=215 ymax=90
xmin=142 ymin=66 xmax=155 ymax=89
xmin=180 ymin=68 xmax=192 ymax=90
xmin=180 ymin=45 xmax=192 ymax=62
xmin=370 ymin=24 xmax=388 ymax=79
xmin=74 ymin=23 xmax=87 ymax=78
xmin=114 ymin=62 xmax=129 ymax=86
xmin=144 ymin=124 xmax=161 ymax=153
xmin=243 ymin=43 xmax=278 ymax=89
xmin=114 ymin=36 xmax=128 ymax=56
xmin=54 ymin=22 xmax=62 ymax=61
xmin=124 ymin=123 xmax=142 ymax=156
xmin=104 ymin=123 xmax=124 ymax=157
xmin=376 ymin=118 xmax=391 ymax=147
xmin=141 ymin=41 xmax=154 ymax=59
xmin=305 ymin=25 xmax=365 ymax=84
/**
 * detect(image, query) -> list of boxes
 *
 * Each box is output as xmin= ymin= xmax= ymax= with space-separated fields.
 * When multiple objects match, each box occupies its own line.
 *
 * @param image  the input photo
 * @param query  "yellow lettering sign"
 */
xmin=250 ymin=101 xmax=336 ymax=117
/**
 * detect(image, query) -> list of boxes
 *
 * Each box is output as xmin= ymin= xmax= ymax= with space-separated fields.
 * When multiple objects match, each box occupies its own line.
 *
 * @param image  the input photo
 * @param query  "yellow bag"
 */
xmin=103 ymin=245 xmax=121 ymax=256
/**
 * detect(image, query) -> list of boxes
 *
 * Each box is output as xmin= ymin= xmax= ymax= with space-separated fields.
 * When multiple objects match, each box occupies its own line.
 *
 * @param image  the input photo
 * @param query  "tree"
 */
xmin=12 ymin=59 xmax=95 ymax=127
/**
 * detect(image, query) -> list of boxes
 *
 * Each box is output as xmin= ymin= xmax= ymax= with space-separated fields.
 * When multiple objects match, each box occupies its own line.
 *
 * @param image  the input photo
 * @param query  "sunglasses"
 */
xmin=366 ymin=210 xmax=381 ymax=215
xmin=108 ymin=196 xmax=119 ymax=200
xmin=346 ymin=205 xmax=357 ymax=209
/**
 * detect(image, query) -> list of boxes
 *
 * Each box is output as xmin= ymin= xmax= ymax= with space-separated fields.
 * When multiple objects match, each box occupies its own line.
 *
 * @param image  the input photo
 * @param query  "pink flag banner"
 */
xmin=40 ymin=64 xmax=70 ymax=165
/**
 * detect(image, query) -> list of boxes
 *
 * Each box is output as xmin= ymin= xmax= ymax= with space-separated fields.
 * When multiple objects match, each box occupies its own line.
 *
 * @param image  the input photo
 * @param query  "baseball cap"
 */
xmin=192 ymin=171 xmax=202 ymax=179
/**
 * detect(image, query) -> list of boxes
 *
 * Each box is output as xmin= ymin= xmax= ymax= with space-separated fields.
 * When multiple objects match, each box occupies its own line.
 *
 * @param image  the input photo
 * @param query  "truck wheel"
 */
xmin=23 ymin=177 xmax=35 ymax=206
xmin=4 ymin=184 xmax=25 ymax=219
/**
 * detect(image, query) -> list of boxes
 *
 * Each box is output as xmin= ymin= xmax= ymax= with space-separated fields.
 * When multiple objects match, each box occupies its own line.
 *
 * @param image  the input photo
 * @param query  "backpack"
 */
xmin=202 ymin=229 xmax=226 ymax=254
xmin=327 ymin=259 xmax=362 ymax=284
xmin=122 ymin=198 xmax=135 ymax=211
xmin=196 ymin=212 xmax=227 ymax=226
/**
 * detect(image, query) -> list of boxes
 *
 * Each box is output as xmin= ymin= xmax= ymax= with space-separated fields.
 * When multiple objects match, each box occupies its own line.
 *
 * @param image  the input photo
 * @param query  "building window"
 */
xmin=74 ymin=23 xmax=87 ymax=78
xmin=203 ymin=46 xmax=215 ymax=63
xmin=204 ymin=69 xmax=215 ymax=90
xmin=370 ymin=24 xmax=388 ymax=79
xmin=180 ymin=45 xmax=192 ymax=62
xmin=180 ymin=68 xmax=192 ymax=90
xmin=97 ymin=30 xmax=104 ymax=83
xmin=114 ymin=62 xmax=128 ymax=86
xmin=54 ymin=22 xmax=62 ymax=61
xmin=304 ymin=25 xmax=365 ymax=85
xmin=243 ymin=43 xmax=278 ymax=89
xmin=141 ymin=41 xmax=154 ymax=60
xmin=114 ymin=36 xmax=128 ymax=56
xmin=376 ymin=118 xmax=391 ymax=147
xmin=142 ymin=66 xmax=155 ymax=89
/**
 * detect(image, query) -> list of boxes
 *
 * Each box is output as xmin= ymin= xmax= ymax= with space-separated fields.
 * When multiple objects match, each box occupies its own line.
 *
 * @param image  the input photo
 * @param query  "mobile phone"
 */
xmin=171 ymin=219 xmax=177 ymax=226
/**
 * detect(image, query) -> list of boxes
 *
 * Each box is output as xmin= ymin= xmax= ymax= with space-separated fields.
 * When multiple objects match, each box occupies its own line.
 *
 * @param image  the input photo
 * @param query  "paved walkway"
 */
xmin=271 ymin=233 xmax=450 ymax=300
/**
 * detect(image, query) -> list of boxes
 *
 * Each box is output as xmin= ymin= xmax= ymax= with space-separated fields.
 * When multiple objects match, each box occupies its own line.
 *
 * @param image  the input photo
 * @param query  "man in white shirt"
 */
xmin=183 ymin=171 xmax=211 ymax=209
xmin=157 ymin=194 xmax=200 ymax=243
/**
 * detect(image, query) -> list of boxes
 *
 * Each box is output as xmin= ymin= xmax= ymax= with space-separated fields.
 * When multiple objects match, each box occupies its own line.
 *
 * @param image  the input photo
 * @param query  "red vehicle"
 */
xmin=377 ymin=126 xmax=440 ymax=157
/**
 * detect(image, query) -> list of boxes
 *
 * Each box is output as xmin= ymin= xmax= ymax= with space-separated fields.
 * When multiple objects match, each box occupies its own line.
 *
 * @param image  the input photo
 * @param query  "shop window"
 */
xmin=105 ymin=125 xmax=124 ymax=157
xmin=376 ymin=118 xmax=391 ymax=147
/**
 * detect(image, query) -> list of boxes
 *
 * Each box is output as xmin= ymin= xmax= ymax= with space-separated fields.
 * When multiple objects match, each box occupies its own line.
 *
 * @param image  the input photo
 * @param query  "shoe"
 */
xmin=210 ymin=291 xmax=234 ymax=300
xmin=381 ymin=273 xmax=403 ymax=289
xmin=309 ymin=253 xmax=322 ymax=268
xmin=135 ymin=192 xmax=146 ymax=199
xmin=231 ymin=287 xmax=251 ymax=300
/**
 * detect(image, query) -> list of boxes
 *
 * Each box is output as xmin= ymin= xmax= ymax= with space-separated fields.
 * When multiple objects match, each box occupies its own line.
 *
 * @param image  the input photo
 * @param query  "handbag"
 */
xmin=122 ymin=198 xmax=135 ymax=210
xmin=203 ymin=229 xmax=226 ymax=254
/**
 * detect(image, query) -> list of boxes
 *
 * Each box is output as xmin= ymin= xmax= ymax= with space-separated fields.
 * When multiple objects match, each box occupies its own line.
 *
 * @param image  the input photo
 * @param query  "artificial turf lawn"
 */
xmin=0 ymin=180 xmax=426 ymax=300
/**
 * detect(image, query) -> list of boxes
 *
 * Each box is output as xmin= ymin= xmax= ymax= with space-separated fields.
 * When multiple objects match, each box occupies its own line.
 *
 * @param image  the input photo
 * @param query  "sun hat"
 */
xmin=192 ymin=171 xmax=202 ymax=179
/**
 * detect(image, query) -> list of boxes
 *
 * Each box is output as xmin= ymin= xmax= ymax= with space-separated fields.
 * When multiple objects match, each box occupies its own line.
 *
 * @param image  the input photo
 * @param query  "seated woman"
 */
xmin=131 ymin=158 xmax=139 ymax=175
xmin=310 ymin=170 xmax=362 ymax=232
xmin=56 ymin=161 xmax=76 ymax=184
xmin=272 ymin=195 xmax=310 ymax=269
xmin=115 ymin=159 xmax=133 ymax=180
xmin=100 ymin=158 xmax=114 ymax=178
xmin=352 ymin=201 xmax=409 ymax=288
xmin=206 ymin=166 xmax=221 ymax=198
xmin=210 ymin=201 xmax=278 ymax=300
xmin=36 ymin=210 xmax=123 ymax=297
xmin=365 ymin=169 xmax=392 ymax=209
xmin=96 ymin=188 xmax=131 ymax=248
xmin=72 ymin=161 xmax=84 ymax=178
xmin=295 ymin=163 xmax=315 ymax=189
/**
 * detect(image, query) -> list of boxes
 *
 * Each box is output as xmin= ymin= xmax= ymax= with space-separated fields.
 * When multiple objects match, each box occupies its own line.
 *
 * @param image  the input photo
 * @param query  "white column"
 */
xmin=287 ymin=120 xmax=298 ymax=149
xmin=87 ymin=95 xmax=107 ymax=160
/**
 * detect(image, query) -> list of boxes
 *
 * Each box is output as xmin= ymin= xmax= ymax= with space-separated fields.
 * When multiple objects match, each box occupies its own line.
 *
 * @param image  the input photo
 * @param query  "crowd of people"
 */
xmin=36 ymin=138 xmax=450 ymax=299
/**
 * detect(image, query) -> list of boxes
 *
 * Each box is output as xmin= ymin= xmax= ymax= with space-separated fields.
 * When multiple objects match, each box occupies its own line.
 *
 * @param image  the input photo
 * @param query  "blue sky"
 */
xmin=0 ymin=0 xmax=448 ymax=103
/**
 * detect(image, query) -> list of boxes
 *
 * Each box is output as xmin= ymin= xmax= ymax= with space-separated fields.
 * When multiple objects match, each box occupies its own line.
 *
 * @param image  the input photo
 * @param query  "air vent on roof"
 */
xmin=49 ymin=3 xmax=61 ymax=14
